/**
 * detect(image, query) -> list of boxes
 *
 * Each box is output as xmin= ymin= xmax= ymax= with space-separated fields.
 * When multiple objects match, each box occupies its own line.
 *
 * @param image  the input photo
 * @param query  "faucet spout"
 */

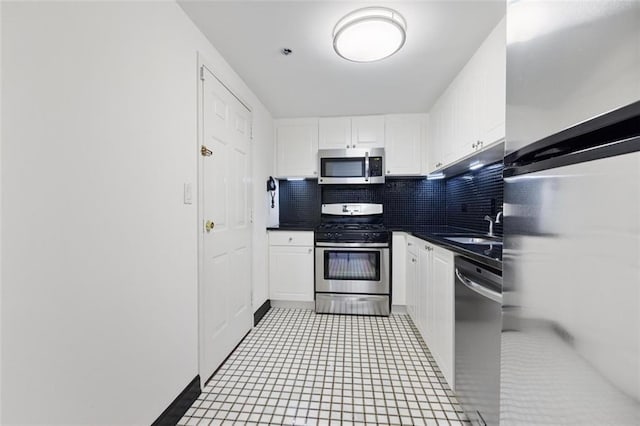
xmin=496 ymin=211 xmax=503 ymax=224
xmin=484 ymin=215 xmax=495 ymax=237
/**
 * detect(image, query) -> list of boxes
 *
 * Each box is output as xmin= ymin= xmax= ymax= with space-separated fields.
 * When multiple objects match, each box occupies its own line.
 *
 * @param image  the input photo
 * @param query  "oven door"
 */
xmin=315 ymin=244 xmax=390 ymax=294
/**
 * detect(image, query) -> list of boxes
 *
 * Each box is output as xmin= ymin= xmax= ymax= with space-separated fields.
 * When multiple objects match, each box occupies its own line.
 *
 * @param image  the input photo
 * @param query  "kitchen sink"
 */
xmin=444 ymin=236 xmax=503 ymax=245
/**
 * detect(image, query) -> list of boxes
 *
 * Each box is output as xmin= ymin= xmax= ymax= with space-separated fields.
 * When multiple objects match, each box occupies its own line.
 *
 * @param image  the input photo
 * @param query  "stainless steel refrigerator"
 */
xmin=502 ymin=1 xmax=640 ymax=425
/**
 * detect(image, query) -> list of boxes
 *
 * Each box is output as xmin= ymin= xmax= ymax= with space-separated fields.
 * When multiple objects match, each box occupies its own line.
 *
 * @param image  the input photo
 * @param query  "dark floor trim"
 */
xmin=253 ymin=299 xmax=271 ymax=326
xmin=152 ymin=375 xmax=201 ymax=426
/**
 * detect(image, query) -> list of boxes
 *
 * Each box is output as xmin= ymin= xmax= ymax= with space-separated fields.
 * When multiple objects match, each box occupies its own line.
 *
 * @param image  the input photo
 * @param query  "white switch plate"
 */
xmin=184 ymin=183 xmax=193 ymax=204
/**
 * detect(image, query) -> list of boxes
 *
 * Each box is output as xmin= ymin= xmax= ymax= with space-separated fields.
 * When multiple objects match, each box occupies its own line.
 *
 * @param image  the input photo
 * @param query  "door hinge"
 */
xmin=200 ymin=66 xmax=205 ymax=81
xmin=201 ymin=145 xmax=213 ymax=157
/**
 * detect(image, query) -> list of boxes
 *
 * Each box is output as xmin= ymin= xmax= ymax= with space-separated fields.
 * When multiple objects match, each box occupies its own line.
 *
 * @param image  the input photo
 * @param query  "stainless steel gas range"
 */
xmin=314 ymin=203 xmax=390 ymax=316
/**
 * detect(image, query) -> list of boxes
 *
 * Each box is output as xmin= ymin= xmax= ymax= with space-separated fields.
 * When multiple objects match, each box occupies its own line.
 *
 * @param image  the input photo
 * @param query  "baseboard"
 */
xmin=392 ymin=304 xmax=408 ymax=314
xmin=270 ymin=300 xmax=315 ymax=310
xmin=152 ymin=375 xmax=201 ymax=426
xmin=254 ymin=299 xmax=271 ymax=326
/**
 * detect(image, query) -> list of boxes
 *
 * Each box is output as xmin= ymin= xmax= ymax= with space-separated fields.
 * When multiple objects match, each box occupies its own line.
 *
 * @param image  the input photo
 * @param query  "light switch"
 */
xmin=184 ymin=183 xmax=193 ymax=205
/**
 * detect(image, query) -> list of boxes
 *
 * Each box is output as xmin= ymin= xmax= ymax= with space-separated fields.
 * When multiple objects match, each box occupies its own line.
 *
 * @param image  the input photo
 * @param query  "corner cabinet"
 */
xmin=268 ymin=231 xmax=315 ymax=302
xmin=406 ymin=236 xmax=455 ymax=389
xmin=274 ymin=118 xmax=318 ymax=178
xmin=385 ymin=114 xmax=427 ymax=176
xmin=428 ymin=16 xmax=506 ymax=174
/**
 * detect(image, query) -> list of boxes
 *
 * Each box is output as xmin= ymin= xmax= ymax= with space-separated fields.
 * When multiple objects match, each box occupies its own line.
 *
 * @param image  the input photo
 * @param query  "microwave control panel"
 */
xmin=370 ymin=157 xmax=383 ymax=177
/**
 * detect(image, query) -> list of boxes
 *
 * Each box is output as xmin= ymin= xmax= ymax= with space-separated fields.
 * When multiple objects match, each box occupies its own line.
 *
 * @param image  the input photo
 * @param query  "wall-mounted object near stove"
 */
xmin=314 ymin=203 xmax=390 ymax=315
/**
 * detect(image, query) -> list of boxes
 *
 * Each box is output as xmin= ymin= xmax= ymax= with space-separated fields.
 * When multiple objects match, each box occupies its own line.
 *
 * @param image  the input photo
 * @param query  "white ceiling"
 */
xmin=179 ymin=1 xmax=505 ymax=118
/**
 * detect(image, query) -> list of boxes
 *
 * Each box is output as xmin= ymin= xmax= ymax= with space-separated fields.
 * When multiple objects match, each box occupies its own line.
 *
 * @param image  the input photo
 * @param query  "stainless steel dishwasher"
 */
xmin=454 ymin=256 xmax=502 ymax=426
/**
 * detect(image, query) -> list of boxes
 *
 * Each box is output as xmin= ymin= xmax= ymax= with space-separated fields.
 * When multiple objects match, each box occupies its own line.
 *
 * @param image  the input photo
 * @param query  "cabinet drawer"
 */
xmin=269 ymin=231 xmax=314 ymax=246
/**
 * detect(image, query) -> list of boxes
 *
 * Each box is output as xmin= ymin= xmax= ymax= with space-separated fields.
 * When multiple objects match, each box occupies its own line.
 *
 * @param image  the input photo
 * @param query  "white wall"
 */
xmin=1 ymin=2 xmax=273 ymax=424
xmin=250 ymin=106 xmax=276 ymax=310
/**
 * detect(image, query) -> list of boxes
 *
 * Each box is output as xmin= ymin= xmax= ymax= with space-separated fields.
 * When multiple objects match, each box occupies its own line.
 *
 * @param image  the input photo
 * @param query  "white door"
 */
xmin=199 ymin=65 xmax=252 ymax=383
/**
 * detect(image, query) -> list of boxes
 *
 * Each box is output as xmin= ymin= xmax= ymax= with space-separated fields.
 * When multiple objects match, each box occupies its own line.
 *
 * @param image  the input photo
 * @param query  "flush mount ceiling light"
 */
xmin=333 ymin=7 xmax=407 ymax=63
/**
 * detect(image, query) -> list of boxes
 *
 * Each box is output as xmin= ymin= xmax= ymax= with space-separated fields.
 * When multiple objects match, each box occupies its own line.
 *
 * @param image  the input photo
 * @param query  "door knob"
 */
xmin=205 ymin=220 xmax=215 ymax=232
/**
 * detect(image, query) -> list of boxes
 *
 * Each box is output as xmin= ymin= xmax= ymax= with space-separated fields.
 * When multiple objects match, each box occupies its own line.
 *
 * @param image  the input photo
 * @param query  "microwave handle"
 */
xmin=364 ymin=152 xmax=370 ymax=182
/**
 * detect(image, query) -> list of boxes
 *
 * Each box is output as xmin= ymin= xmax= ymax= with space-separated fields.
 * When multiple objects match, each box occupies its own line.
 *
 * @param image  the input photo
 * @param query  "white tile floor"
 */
xmin=179 ymin=308 xmax=469 ymax=426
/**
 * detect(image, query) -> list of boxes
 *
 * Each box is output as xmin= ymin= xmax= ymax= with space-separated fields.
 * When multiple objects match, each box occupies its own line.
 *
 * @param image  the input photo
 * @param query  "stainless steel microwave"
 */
xmin=318 ymin=148 xmax=385 ymax=184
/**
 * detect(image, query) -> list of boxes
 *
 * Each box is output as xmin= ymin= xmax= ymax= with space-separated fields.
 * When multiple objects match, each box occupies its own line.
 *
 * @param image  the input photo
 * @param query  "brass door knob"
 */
xmin=205 ymin=220 xmax=215 ymax=232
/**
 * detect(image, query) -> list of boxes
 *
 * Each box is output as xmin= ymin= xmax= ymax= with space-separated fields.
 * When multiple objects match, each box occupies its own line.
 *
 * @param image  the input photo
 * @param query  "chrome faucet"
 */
xmin=484 ymin=215 xmax=495 ymax=237
xmin=485 ymin=211 xmax=503 ymax=237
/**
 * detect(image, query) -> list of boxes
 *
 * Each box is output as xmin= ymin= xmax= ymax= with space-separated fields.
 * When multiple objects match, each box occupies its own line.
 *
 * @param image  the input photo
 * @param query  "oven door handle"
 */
xmin=315 ymin=242 xmax=389 ymax=248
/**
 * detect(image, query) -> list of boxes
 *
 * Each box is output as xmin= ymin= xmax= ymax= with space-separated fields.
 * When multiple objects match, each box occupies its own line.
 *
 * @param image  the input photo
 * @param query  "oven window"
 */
xmin=324 ymin=250 xmax=380 ymax=281
xmin=321 ymin=158 xmax=364 ymax=177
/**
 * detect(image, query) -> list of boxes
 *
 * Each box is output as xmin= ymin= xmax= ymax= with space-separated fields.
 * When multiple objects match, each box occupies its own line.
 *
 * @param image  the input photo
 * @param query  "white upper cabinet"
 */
xmin=319 ymin=117 xmax=352 ymax=149
xmin=275 ymin=118 xmax=318 ymax=178
xmin=427 ymin=16 xmax=506 ymax=174
xmin=351 ymin=115 xmax=385 ymax=149
xmin=478 ymin=17 xmax=506 ymax=148
xmin=319 ymin=115 xmax=385 ymax=150
xmin=385 ymin=114 xmax=426 ymax=176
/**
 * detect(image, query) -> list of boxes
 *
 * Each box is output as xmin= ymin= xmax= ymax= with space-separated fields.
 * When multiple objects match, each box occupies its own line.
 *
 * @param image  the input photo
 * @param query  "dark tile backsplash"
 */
xmin=382 ymin=179 xmax=446 ymax=228
xmin=446 ymin=162 xmax=504 ymax=236
xmin=277 ymin=180 xmax=321 ymax=227
xmin=278 ymin=162 xmax=503 ymax=234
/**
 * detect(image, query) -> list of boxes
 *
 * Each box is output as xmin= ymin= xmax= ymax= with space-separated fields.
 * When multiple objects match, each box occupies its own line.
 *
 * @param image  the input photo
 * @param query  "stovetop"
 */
xmin=316 ymin=203 xmax=389 ymax=244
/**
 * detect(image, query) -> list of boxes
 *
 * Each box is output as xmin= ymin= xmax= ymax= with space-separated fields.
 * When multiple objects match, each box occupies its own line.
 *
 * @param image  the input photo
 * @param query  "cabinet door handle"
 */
xmin=288 ymin=237 xmax=293 ymax=242
xmin=352 ymin=144 xmax=356 ymax=148
xmin=408 ymin=242 xmax=413 ymax=246
xmin=308 ymin=248 xmax=312 ymax=254
xmin=313 ymin=171 xmax=317 ymax=175
xmin=346 ymin=144 xmax=350 ymax=148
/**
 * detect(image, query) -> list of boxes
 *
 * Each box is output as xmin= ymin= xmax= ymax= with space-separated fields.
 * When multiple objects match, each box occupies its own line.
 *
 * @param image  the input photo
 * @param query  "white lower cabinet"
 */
xmin=405 ymin=236 xmax=419 ymax=320
xmin=268 ymin=231 xmax=314 ymax=302
xmin=406 ymin=237 xmax=455 ymax=389
xmin=391 ymin=233 xmax=407 ymax=306
xmin=431 ymin=246 xmax=455 ymax=388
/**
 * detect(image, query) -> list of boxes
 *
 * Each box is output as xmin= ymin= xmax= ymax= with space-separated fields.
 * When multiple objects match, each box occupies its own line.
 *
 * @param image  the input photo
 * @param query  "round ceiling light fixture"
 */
xmin=333 ymin=7 xmax=407 ymax=63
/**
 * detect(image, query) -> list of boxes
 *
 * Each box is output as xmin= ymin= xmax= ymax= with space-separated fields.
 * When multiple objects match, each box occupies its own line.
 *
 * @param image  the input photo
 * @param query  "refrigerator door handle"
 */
xmin=455 ymin=268 xmax=502 ymax=304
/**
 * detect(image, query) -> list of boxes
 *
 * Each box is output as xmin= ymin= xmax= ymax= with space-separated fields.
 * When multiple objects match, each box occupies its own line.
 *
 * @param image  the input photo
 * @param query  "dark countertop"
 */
xmin=389 ymin=226 xmax=503 ymax=270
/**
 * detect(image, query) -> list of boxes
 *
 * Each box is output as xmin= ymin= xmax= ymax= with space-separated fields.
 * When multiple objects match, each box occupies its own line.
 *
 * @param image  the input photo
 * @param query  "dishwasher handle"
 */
xmin=455 ymin=268 xmax=502 ymax=304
